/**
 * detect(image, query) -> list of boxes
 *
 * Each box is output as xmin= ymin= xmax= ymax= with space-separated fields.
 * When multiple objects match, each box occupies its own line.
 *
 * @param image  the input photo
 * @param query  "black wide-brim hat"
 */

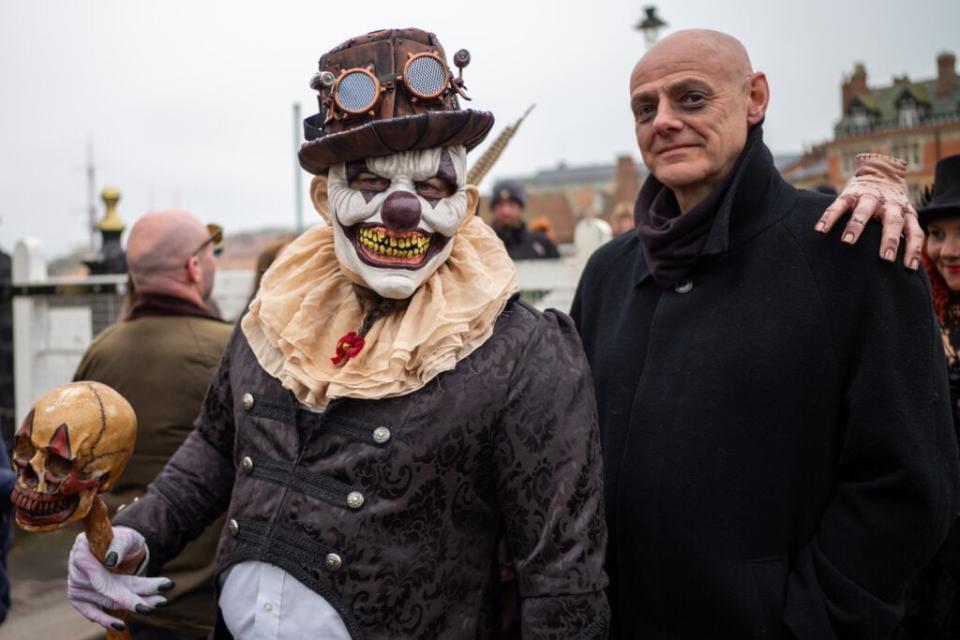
xmin=918 ymin=154 xmax=960 ymax=228
xmin=299 ymin=28 xmax=494 ymax=175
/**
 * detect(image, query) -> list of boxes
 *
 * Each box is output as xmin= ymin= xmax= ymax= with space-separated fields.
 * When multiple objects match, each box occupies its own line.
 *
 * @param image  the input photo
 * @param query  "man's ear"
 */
xmin=311 ymin=175 xmax=330 ymax=224
xmin=746 ymin=71 xmax=770 ymax=126
xmin=184 ymin=255 xmax=201 ymax=285
xmin=459 ymin=185 xmax=480 ymax=231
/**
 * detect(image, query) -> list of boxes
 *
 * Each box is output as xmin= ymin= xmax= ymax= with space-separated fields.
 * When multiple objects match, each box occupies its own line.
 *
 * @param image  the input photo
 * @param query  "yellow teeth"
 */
xmin=358 ymin=227 xmax=431 ymax=259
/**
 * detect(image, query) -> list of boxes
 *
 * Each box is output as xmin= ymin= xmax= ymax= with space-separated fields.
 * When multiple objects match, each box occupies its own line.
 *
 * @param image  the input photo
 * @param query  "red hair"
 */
xmin=923 ymin=248 xmax=952 ymax=324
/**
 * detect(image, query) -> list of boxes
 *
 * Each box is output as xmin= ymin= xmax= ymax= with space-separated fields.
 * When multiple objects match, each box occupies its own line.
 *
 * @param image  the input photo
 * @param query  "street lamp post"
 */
xmin=635 ymin=6 xmax=668 ymax=48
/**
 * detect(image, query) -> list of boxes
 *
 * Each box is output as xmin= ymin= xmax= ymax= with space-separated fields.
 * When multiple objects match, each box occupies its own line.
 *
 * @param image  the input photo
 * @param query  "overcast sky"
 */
xmin=1 ymin=0 xmax=958 ymax=258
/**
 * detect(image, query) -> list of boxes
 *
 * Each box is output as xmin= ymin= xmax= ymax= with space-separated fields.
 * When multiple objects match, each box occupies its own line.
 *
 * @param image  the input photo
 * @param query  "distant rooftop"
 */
xmin=498 ymin=159 xmax=646 ymax=189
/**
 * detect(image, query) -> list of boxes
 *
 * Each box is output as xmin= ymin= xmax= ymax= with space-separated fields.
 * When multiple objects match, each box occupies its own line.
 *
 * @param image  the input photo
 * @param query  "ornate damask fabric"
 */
xmin=114 ymin=297 xmax=609 ymax=639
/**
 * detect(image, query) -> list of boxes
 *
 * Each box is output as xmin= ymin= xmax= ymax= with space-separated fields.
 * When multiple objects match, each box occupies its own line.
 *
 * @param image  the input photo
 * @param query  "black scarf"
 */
xmin=634 ymin=125 xmax=760 ymax=288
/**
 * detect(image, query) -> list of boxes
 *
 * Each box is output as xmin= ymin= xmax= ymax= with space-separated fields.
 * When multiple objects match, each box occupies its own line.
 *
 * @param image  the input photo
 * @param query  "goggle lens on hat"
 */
xmin=335 ymin=69 xmax=380 ymax=114
xmin=331 ymin=53 xmax=451 ymax=119
xmin=403 ymin=53 xmax=448 ymax=99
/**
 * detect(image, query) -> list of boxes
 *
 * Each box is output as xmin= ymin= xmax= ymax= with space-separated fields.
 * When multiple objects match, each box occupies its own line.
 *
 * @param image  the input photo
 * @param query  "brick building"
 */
xmin=480 ymin=155 xmax=646 ymax=244
xmin=784 ymin=52 xmax=960 ymax=200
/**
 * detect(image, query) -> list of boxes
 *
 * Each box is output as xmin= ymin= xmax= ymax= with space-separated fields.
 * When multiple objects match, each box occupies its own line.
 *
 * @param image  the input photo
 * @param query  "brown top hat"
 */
xmin=298 ymin=28 xmax=495 ymax=175
xmin=918 ymin=154 xmax=960 ymax=228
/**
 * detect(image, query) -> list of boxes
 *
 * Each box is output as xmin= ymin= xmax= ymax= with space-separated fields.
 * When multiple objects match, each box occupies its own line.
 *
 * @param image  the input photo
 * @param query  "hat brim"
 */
xmin=918 ymin=202 xmax=960 ymax=228
xmin=299 ymin=109 xmax=494 ymax=175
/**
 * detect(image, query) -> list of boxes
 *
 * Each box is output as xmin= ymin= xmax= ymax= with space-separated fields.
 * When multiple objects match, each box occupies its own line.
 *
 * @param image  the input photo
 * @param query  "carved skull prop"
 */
xmin=11 ymin=382 xmax=137 ymax=532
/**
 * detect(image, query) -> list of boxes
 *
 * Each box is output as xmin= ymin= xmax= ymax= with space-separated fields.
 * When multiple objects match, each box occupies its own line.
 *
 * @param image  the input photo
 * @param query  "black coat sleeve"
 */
xmin=782 ymin=224 xmax=960 ymax=639
xmin=113 ymin=329 xmax=239 ymax=573
xmin=493 ymin=307 xmax=610 ymax=639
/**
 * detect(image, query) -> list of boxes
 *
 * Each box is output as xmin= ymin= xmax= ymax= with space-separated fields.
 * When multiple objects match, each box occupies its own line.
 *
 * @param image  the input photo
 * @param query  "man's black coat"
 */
xmin=571 ymin=135 xmax=960 ymax=639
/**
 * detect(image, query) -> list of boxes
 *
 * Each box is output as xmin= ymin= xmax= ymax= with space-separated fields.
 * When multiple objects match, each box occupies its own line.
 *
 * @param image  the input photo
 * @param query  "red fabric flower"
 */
xmin=331 ymin=331 xmax=365 ymax=366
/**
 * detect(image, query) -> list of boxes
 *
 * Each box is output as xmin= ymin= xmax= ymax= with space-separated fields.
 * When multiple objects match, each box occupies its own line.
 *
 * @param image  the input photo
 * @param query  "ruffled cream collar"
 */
xmin=241 ymin=217 xmax=518 ymax=409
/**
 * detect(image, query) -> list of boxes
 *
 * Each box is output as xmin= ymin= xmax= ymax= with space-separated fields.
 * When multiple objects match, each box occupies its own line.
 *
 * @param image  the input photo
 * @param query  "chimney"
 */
xmin=938 ymin=51 xmax=957 ymax=97
xmin=842 ymin=62 xmax=868 ymax=112
xmin=612 ymin=155 xmax=641 ymax=209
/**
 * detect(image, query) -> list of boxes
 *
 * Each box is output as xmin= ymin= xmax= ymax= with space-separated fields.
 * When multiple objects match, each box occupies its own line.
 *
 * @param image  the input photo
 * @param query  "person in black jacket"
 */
xmin=570 ymin=29 xmax=959 ymax=639
xmin=489 ymin=180 xmax=560 ymax=259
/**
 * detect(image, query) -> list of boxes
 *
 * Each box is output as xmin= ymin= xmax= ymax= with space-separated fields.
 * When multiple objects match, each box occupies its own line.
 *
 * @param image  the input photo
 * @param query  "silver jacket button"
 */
xmin=346 ymin=491 xmax=365 ymax=510
xmin=324 ymin=552 xmax=343 ymax=572
xmin=674 ymin=280 xmax=693 ymax=294
xmin=228 ymin=519 xmax=239 ymax=536
xmin=241 ymin=393 xmax=255 ymax=411
xmin=241 ymin=456 xmax=254 ymax=474
xmin=372 ymin=426 xmax=391 ymax=444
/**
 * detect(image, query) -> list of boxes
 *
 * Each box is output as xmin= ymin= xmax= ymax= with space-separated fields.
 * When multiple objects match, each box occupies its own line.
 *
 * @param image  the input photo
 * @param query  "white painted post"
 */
xmin=12 ymin=238 xmax=46 ymax=422
xmin=573 ymin=217 xmax=612 ymax=276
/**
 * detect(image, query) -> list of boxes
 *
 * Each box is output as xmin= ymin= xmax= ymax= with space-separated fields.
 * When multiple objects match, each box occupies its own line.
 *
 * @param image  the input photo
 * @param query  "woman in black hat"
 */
xmin=898 ymin=153 xmax=960 ymax=639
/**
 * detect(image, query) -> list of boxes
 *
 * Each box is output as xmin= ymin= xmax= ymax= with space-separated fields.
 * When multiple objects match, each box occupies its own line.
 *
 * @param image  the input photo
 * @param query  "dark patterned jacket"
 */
xmin=114 ymin=297 xmax=609 ymax=639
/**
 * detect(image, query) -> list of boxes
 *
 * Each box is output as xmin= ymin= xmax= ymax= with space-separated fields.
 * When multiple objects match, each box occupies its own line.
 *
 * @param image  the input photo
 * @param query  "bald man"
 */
xmin=74 ymin=209 xmax=231 ymax=640
xmin=571 ymin=30 xmax=960 ymax=638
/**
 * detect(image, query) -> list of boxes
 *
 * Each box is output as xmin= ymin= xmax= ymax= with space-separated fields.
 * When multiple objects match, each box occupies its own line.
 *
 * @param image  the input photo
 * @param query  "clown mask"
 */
xmin=313 ymin=145 xmax=479 ymax=300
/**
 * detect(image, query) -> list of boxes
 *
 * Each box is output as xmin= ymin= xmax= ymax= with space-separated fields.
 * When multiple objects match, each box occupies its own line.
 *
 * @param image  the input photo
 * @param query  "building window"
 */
xmin=898 ymin=104 xmax=920 ymax=128
xmin=849 ymin=106 xmax=870 ymax=133
xmin=891 ymin=140 xmax=922 ymax=169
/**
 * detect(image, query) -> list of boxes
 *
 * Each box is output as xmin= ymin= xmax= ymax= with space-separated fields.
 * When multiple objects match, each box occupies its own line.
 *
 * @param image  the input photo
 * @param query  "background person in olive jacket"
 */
xmin=74 ymin=209 xmax=232 ymax=640
xmin=571 ymin=30 xmax=960 ymax=639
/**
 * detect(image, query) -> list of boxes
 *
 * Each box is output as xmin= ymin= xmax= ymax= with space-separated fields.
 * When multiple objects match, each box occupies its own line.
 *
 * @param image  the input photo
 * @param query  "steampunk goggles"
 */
xmin=192 ymin=223 xmax=224 ymax=258
xmin=315 ymin=52 xmax=453 ymax=118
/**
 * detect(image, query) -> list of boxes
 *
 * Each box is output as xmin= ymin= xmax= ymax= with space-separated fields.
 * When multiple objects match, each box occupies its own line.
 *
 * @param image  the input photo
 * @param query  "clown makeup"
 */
xmin=326 ymin=145 xmax=472 ymax=299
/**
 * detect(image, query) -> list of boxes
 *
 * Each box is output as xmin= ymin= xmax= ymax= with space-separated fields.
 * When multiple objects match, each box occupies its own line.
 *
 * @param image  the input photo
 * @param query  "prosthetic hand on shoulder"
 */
xmin=67 ymin=525 xmax=173 ymax=631
xmin=816 ymin=153 xmax=922 ymax=269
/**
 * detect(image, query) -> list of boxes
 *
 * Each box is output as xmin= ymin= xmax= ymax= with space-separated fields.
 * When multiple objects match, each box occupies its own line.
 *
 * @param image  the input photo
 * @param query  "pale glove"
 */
xmin=67 ymin=526 xmax=172 ymax=631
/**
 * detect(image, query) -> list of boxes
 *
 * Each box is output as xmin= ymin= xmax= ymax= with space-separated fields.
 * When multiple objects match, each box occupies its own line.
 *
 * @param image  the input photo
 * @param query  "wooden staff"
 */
xmin=84 ymin=496 xmax=131 ymax=640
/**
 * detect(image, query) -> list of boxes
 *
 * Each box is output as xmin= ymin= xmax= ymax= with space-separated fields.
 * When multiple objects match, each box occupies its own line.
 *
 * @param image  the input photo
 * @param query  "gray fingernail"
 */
xmin=135 ymin=603 xmax=154 ymax=614
xmin=111 ymin=622 xmax=126 ymax=631
xmin=104 ymin=552 xmax=118 ymax=568
xmin=883 ymin=249 xmax=895 ymax=261
xmin=843 ymin=232 xmax=854 ymax=244
xmin=158 ymin=580 xmax=175 ymax=592
xmin=154 ymin=598 xmax=169 ymax=608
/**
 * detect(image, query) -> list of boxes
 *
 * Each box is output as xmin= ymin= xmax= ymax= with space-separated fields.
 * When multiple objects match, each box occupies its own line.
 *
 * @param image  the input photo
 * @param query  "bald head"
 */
xmin=127 ymin=209 xmax=214 ymax=300
xmin=632 ymin=30 xmax=753 ymax=89
xmin=628 ymin=29 xmax=769 ymax=212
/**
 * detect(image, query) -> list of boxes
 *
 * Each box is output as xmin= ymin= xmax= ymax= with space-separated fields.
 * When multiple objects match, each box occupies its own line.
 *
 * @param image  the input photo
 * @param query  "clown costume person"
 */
xmin=65 ymin=28 xmax=610 ymax=639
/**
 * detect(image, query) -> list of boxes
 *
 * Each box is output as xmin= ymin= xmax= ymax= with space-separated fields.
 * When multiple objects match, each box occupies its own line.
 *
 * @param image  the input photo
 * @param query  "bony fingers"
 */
xmin=107 ymin=527 xmax=146 ymax=561
xmin=144 ymin=594 xmax=170 ymax=608
xmin=904 ymin=246 xmax=922 ymax=271
xmin=128 ymin=575 xmax=174 ymax=596
xmin=843 ymin=199 xmax=877 ymax=244
xmin=904 ymin=215 xmax=924 ymax=270
xmin=880 ymin=239 xmax=900 ymax=263
xmin=71 ymin=598 xmax=125 ymax=630
xmin=817 ymin=201 xmax=851 ymax=232
xmin=69 ymin=587 xmax=120 ymax=612
xmin=842 ymin=218 xmax=867 ymax=244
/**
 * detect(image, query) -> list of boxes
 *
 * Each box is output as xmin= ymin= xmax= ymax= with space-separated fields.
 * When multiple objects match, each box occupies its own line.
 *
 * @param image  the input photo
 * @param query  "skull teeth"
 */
xmin=357 ymin=227 xmax=431 ymax=260
xmin=12 ymin=486 xmax=74 ymax=517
